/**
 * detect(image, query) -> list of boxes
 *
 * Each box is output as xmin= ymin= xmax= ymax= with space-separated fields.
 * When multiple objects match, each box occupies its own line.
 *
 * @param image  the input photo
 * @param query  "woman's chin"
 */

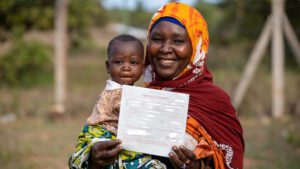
xmin=156 ymin=72 xmax=177 ymax=80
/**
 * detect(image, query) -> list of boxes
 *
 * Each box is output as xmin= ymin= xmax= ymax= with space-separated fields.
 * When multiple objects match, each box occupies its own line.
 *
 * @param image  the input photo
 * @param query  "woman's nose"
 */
xmin=160 ymin=41 xmax=172 ymax=53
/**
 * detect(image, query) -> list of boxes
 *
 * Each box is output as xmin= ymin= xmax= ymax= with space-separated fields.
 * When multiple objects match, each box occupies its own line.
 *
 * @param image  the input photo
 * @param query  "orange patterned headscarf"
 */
xmin=144 ymin=2 xmax=209 ymax=83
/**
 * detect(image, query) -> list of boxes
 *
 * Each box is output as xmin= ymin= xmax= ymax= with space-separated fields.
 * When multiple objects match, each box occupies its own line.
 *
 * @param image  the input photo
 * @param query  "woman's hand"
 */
xmin=88 ymin=139 xmax=122 ymax=169
xmin=169 ymin=145 xmax=201 ymax=169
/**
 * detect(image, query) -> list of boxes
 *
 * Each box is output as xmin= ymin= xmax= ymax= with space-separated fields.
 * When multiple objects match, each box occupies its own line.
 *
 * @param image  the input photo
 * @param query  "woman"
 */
xmin=69 ymin=2 xmax=244 ymax=169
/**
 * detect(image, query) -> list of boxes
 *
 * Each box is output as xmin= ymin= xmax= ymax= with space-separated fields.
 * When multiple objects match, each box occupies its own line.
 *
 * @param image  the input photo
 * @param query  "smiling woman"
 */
xmin=148 ymin=18 xmax=193 ymax=80
xmin=144 ymin=2 xmax=244 ymax=169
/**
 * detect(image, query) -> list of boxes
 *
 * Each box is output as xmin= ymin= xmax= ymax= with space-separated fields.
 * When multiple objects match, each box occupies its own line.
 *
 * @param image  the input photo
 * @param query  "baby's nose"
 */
xmin=122 ymin=63 xmax=131 ymax=71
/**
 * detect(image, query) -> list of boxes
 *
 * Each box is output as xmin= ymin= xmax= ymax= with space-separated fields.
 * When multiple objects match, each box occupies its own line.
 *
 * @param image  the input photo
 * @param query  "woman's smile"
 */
xmin=158 ymin=58 xmax=177 ymax=66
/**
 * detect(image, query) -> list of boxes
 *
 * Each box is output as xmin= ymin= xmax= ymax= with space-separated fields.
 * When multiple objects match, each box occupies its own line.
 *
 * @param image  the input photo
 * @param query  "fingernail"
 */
xmin=169 ymin=152 xmax=173 ymax=157
xmin=180 ymin=145 xmax=184 ymax=149
xmin=172 ymin=146 xmax=178 ymax=150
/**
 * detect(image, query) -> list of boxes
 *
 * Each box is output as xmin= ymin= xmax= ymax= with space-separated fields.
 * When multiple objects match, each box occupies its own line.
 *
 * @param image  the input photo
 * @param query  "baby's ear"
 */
xmin=105 ymin=61 xmax=110 ymax=73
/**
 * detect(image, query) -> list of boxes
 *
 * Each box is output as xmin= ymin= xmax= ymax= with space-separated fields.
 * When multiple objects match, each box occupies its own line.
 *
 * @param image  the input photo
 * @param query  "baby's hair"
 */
xmin=107 ymin=34 xmax=144 ymax=59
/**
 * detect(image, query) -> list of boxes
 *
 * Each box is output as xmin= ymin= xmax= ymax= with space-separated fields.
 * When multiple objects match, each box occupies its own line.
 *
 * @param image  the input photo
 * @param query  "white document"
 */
xmin=117 ymin=85 xmax=189 ymax=157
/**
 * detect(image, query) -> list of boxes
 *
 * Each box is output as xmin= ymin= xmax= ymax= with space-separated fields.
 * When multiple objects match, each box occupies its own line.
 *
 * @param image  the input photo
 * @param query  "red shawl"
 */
xmin=148 ymin=66 xmax=244 ymax=169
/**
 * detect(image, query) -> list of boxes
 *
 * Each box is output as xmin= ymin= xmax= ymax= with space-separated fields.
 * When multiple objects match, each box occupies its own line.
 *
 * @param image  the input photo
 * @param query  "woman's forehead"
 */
xmin=150 ymin=21 xmax=187 ymax=36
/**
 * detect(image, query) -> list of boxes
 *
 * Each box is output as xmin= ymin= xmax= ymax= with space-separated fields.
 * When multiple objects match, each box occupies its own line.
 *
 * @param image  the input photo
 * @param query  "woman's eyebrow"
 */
xmin=150 ymin=31 xmax=161 ymax=36
xmin=172 ymin=32 xmax=186 ymax=38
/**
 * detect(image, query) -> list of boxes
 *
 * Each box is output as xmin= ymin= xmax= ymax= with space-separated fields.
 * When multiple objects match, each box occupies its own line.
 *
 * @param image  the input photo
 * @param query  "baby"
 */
xmin=86 ymin=34 xmax=144 ymax=135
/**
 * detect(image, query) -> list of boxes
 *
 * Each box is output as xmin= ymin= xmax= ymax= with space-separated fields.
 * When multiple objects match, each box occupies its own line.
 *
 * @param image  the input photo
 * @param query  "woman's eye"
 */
xmin=174 ymin=39 xmax=184 ymax=44
xmin=151 ymin=37 xmax=162 ymax=42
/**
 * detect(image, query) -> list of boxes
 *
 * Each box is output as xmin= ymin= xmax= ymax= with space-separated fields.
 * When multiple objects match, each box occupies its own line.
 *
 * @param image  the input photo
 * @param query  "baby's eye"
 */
xmin=114 ymin=60 xmax=123 ymax=64
xmin=131 ymin=61 xmax=139 ymax=65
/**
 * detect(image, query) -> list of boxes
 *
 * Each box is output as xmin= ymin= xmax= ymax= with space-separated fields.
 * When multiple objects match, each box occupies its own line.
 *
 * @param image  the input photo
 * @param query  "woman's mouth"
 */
xmin=159 ymin=58 xmax=176 ymax=66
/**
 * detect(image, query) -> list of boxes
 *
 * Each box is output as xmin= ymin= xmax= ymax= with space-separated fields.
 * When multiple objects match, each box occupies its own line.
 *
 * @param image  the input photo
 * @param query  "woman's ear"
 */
xmin=105 ymin=61 xmax=110 ymax=73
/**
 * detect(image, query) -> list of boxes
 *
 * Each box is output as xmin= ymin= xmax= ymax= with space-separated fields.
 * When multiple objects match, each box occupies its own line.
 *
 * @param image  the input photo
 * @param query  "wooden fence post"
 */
xmin=54 ymin=0 xmax=69 ymax=114
xmin=271 ymin=0 xmax=285 ymax=118
xmin=233 ymin=18 xmax=272 ymax=108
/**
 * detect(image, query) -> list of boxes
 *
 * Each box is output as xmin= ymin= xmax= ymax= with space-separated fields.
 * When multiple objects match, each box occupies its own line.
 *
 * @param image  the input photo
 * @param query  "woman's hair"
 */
xmin=107 ymin=34 xmax=144 ymax=59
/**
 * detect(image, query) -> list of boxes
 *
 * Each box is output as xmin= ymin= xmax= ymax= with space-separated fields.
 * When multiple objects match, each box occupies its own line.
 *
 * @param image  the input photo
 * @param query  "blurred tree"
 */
xmin=68 ymin=0 xmax=109 ymax=49
xmin=194 ymin=2 xmax=224 ymax=39
xmin=0 ymin=0 xmax=54 ymax=31
xmin=215 ymin=0 xmax=300 ymax=44
xmin=128 ymin=1 xmax=153 ymax=29
xmin=0 ymin=39 xmax=51 ymax=87
xmin=214 ymin=0 xmax=270 ymax=44
xmin=0 ymin=0 xmax=108 ymax=47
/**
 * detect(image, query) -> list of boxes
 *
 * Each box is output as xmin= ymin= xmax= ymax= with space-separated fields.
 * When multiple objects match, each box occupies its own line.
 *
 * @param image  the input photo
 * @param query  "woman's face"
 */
xmin=148 ymin=21 xmax=192 ymax=80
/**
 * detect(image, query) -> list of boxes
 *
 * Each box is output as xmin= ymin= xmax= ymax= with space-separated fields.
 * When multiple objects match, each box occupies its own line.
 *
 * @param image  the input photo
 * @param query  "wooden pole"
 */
xmin=283 ymin=14 xmax=300 ymax=66
xmin=233 ymin=18 xmax=272 ymax=108
xmin=271 ymin=0 xmax=285 ymax=118
xmin=54 ymin=0 xmax=69 ymax=114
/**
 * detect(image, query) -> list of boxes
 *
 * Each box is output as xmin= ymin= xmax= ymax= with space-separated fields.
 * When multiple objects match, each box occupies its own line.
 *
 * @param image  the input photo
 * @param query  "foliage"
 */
xmin=68 ymin=0 xmax=109 ymax=49
xmin=194 ymin=2 xmax=224 ymax=43
xmin=215 ymin=0 xmax=300 ymax=43
xmin=0 ymin=0 xmax=108 ymax=49
xmin=286 ymin=0 xmax=300 ymax=41
xmin=0 ymin=0 xmax=54 ymax=31
xmin=0 ymin=0 xmax=108 ymax=31
xmin=104 ymin=2 xmax=153 ymax=29
xmin=128 ymin=2 xmax=153 ymax=29
xmin=0 ymin=39 xmax=52 ymax=87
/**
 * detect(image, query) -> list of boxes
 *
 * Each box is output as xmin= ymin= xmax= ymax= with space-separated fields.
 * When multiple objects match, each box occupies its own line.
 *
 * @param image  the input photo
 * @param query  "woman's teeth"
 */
xmin=160 ymin=59 xmax=174 ymax=64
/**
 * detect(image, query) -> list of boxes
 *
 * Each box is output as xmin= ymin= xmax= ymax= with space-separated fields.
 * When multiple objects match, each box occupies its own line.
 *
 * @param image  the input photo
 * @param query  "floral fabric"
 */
xmin=68 ymin=124 xmax=166 ymax=169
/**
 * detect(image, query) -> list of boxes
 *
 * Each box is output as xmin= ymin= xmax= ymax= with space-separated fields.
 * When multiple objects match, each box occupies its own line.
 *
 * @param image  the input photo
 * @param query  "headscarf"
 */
xmin=144 ymin=3 xmax=244 ymax=169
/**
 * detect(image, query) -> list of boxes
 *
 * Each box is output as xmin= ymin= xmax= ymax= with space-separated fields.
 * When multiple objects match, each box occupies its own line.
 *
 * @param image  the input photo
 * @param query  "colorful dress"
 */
xmin=68 ymin=124 xmax=167 ymax=169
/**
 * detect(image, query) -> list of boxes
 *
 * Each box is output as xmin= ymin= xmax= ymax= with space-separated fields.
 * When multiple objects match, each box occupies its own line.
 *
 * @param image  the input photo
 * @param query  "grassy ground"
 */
xmin=1 ymin=112 xmax=299 ymax=169
xmin=0 ymin=33 xmax=299 ymax=168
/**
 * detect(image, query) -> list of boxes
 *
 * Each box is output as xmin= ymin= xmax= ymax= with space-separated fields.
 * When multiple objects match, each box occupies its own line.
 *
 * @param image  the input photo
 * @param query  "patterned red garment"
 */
xmin=145 ymin=2 xmax=244 ymax=169
xmin=148 ymin=66 xmax=244 ymax=169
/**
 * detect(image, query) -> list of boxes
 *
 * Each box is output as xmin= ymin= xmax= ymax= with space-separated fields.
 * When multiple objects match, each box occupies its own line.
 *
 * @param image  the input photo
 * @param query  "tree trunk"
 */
xmin=54 ymin=0 xmax=69 ymax=114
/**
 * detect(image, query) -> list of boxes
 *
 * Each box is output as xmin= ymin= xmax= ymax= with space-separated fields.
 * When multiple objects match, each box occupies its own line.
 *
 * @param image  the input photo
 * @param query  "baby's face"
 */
xmin=106 ymin=41 xmax=144 ymax=85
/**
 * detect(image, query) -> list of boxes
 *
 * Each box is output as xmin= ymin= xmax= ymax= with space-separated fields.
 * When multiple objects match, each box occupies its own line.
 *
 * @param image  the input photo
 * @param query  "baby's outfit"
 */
xmin=86 ymin=79 xmax=122 ymax=135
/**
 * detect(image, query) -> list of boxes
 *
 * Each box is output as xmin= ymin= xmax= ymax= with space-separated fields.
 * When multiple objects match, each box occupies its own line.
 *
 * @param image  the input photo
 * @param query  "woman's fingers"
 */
xmin=100 ymin=144 xmax=123 ymax=159
xmin=92 ymin=140 xmax=122 ymax=159
xmin=172 ymin=146 xmax=189 ymax=164
xmin=179 ymin=146 xmax=196 ymax=161
xmin=94 ymin=139 xmax=122 ymax=150
xmin=169 ymin=145 xmax=199 ymax=169
xmin=169 ymin=152 xmax=185 ymax=169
